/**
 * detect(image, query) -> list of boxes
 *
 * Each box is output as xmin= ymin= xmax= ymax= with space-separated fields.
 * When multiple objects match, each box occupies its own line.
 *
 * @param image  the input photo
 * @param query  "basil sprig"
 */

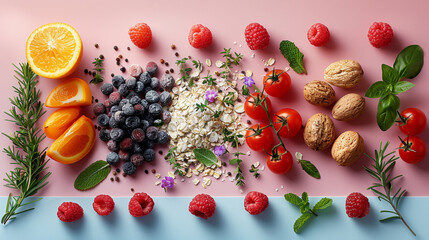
xmin=365 ymin=45 xmax=423 ymax=131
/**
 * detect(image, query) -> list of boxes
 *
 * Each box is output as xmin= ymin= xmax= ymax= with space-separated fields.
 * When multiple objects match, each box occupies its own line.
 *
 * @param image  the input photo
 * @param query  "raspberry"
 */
xmin=244 ymin=191 xmax=269 ymax=215
xmin=93 ymin=194 xmax=115 ymax=216
xmin=368 ymin=22 xmax=393 ymax=48
xmin=307 ymin=23 xmax=330 ymax=47
xmin=128 ymin=192 xmax=155 ymax=217
xmin=57 ymin=202 xmax=83 ymax=222
xmin=244 ymin=23 xmax=270 ymax=50
xmin=188 ymin=194 xmax=216 ymax=219
xmin=128 ymin=23 xmax=152 ymax=49
xmin=345 ymin=192 xmax=370 ymax=218
xmin=188 ymin=24 xmax=213 ymax=49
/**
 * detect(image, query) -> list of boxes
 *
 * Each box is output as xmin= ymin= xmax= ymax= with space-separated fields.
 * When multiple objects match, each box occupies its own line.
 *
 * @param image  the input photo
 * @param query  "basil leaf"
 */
xmin=393 ymin=45 xmax=424 ymax=79
xmin=293 ymin=213 xmax=313 ymax=233
xmin=74 ymin=160 xmax=111 ymax=191
xmin=300 ymin=160 xmax=321 ymax=179
xmin=284 ymin=193 xmax=303 ymax=206
xmin=365 ymin=81 xmax=390 ymax=98
xmin=193 ymin=148 xmax=218 ymax=167
xmin=377 ymin=94 xmax=400 ymax=131
xmin=313 ymin=198 xmax=333 ymax=211
xmin=392 ymin=81 xmax=415 ymax=94
xmin=381 ymin=64 xmax=400 ymax=85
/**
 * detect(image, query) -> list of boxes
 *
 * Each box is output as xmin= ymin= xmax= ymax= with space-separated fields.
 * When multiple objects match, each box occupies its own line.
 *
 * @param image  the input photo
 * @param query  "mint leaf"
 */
xmin=74 ymin=160 xmax=111 ymax=191
xmin=392 ymin=81 xmax=415 ymax=94
xmin=313 ymin=198 xmax=333 ymax=211
xmin=284 ymin=193 xmax=303 ymax=206
xmin=382 ymin=64 xmax=400 ymax=85
xmin=279 ymin=40 xmax=306 ymax=74
xmin=393 ymin=45 xmax=424 ymax=79
xmin=299 ymin=201 xmax=310 ymax=214
xmin=294 ymin=213 xmax=312 ymax=233
xmin=193 ymin=148 xmax=218 ymax=167
xmin=365 ymin=81 xmax=390 ymax=98
xmin=301 ymin=192 xmax=309 ymax=203
xmin=377 ymin=94 xmax=400 ymax=131
xmin=299 ymin=160 xmax=320 ymax=179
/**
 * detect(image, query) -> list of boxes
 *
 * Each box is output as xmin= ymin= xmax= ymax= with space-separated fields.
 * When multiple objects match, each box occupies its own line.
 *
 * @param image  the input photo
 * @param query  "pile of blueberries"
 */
xmin=93 ymin=62 xmax=176 ymax=175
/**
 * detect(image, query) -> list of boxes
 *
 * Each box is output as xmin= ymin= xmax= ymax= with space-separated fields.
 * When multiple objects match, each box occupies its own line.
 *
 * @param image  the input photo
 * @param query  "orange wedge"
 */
xmin=45 ymin=78 xmax=92 ymax=107
xmin=43 ymin=107 xmax=81 ymax=139
xmin=47 ymin=115 xmax=95 ymax=164
xmin=26 ymin=22 xmax=83 ymax=79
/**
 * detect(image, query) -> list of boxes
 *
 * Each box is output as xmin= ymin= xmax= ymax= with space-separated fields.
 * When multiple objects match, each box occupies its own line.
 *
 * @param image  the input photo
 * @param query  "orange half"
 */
xmin=26 ymin=22 xmax=83 ymax=79
xmin=43 ymin=107 xmax=81 ymax=139
xmin=45 ymin=78 xmax=92 ymax=107
xmin=47 ymin=115 xmax=95 ymax=164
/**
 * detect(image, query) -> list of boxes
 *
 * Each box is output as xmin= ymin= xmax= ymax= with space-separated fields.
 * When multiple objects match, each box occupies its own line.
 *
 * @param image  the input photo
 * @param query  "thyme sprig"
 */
xmin=176 ymin=58 xmax=202 ymax=87
xmin=222 ymin=128 xmax=245 ymax=186
xmin=90 ymin=57 xmax=104 ymax=84
xmin=219 ymin=48 xmax=243 ymax=79
xmin=2 ymin=63 xmax=51 ymax=224
xmin=364 ymin=141 xmax=416 ymax=236
xmin=165 ymin=147 xmax=185 ymax=176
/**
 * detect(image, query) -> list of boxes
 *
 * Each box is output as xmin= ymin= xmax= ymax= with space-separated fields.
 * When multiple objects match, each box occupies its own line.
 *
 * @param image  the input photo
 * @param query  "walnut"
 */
xmin=332 ymin=93 xmax=366 ymax=121
xmin=331 ymin=131 xmax=364 ymax=166
xmin=324 ymin=60 xmax=363 ymax=88
xmin=303 ymin=80 xmax=336 ymax=107
xmin=303 ymin=113 xmax=335 ymax=151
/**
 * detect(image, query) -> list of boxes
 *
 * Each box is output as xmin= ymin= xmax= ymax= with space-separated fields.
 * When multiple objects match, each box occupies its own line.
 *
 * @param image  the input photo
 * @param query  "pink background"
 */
xmin=0 ymin=0 xmax=428 ymax=197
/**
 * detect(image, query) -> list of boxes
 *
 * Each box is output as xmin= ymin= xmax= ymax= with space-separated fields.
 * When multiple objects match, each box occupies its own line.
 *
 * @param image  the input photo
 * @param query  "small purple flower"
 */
xmin=205 ymin=89 xmax=218 ymax=103
xmin=213 ymin=145 xmax=226 ymax=156
xmin=243 ymin=76 xmax=255 ymax=87
xmin=161 ymin=176 xmax=175 ymax=191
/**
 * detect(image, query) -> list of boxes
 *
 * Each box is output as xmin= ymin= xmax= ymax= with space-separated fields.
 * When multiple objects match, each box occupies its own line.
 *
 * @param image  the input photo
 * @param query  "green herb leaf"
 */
xmin=313 ymin=198 xmax=333 ymax=211
xmin=193 ymin=148 xmax=218 ymax=167
xmin=393 ymin=45 xmax=424 ymax=79
xmin=392 ymin=81 xmax=415 ymax=95
xmin=377 ymin=94 xmax=400 ymax=131
xmin=279 ymin=40 xmax=306 ymax=74
xmin=294 ymin=213 xmax=312 ymax=233
xmin=284 ymin=193 xmax=303 ymax=206
xmin=74 ymin=160 xmax=111 ymax=191
xmin=299 ymin=160 xmax=320 ymax=179
xmin=381 ymin=64 xmax=400 ymax=85
xmin=365 ymin=81 xmax=390 ymax=98
xmin=299 ymin=201 xmax=310 ymax=214
xmin=301 ymin=192 xmax=309 ymax=203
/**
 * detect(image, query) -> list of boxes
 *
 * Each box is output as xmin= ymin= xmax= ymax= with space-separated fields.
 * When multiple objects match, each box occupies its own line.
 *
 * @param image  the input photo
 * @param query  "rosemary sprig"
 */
xmin=90 ymin=57 xmax=104 ymax=84
xmin=364 ymin=141 xmax=416 ymax=236
xmin=2 ymin=63 xmax=51 ymax=224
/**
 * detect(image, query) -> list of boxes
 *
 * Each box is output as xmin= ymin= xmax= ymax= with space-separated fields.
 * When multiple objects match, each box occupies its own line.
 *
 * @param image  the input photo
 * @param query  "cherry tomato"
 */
xmin=273 ymin=108 xmax=302 ymax=138
xmin=263 ymin=69 xmax=291 ymax=97
xmin=398 ymin=108 xmax=427 ymax=136
xmin=266 ymin=147 xmax=293 ymax=174
xmin=245 ymin=124 xmax=274 ymax=152
xmin=244 ymin=92 xmax=272 ymax=121
xmin=399 ymin=136 xmax=426 ymax=164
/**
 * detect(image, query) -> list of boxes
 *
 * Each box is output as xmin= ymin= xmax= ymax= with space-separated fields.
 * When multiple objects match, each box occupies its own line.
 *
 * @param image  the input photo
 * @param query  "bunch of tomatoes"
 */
xmin=397 ymin=108 xmax=427 ymax=164
xmin=243 ymin=69 xmax=301 ymax=174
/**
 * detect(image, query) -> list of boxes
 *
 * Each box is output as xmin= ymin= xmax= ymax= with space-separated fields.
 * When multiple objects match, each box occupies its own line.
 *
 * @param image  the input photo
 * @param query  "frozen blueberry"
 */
xmin=104 ymin=99 xmax=112 ymax=109
xmin=97 ymin=114 xmax=110 ymax=127
xmin=146 ymin=126 xmax=158 ymax=140
xmin=129 ymin=95 xmax=141 ymax=105
xmin=160 ymin=73 xmax=175 ymax=90
xmin=125 ymin=116 xmax=140 ymax=129
xmin=148 ymin=103 xmax=162 ymax=117
xmin=113 ymin=111 xmax=125 ymax=123
xmin=118 ymin=84 xmax=129 ymax=97
xmin=93 ymin=103 xmax=106 ymax=116
xmin=110 ymin=105 xmax=120 ymax=114
xmin=131 ymin=128 xmax=145 ymax=143
xmin=141 ymin=99 xmax=149 ymax=110
xmin=126 ymin=77 xmax=137 ymax=90
xmin=109 ymin=92 xmax=121 ymax=105
xmin=101 ymin=83 xmax=114 ymax=95
xmin=144 ymin=86 xmax=153 ymax=95
xmin=139 ymin=72 xmax=152 ymax=85
xmin=133 ymin=143 xmax=143 ymax=154
xmin=119 ymin=138 xmax=133 ymax=151
xmin=157 ymin=131 xmax=169 ymax=145
xmin=131 ymin=153 xmax=144 ymax=167
xmin=106 ymin=152 xmax=120 ymax=166
xmin=135 ymin=81 xmax=144 ymax=93
xmin=141 ymin=120 xmax=150 ymax=131
xmin=122 ymin=162 xmax=136 ymax=175
xmin=122 ymin=103 xmax=135 ymax=116
xmin=159 ymin=91 xmax=172 ymax=106
xmin=110 ymin=128 xmax=125 ymax=141
xmin=119 ymin=99 xmax=129 ymax=109
xmin=146 ymin=61 xmax=158 ymax=76
xmin=134 ymin=104 xmax=145 ymax=116
xmin=112 ymin=75 xmax=125 ymax=89
xmin=98 ymin=128 xmax=111 ymax=142
xmin=145 ymin=90 xmax=159 ymax=104
xmin=150 ymin=77 xmax=159 ymax=89
xmin=143 ymin=112 xmax=154 ymax=126
xmin=107 ymin=139 xmax=119 ymax=152
xmin=109 ymin=117 xmax=120 ymax=128
xmin=143 ymin=149 xmax=156 ymax=162
xmin=162 ymin=110 xmax=171 ymax=124
xmin=126 ymin=91 xmax=138 ymax=100
xmin=144 ymin=139 xmax=156 ymax=149
xmin=119 ymin=150 xmax=130 ymax=162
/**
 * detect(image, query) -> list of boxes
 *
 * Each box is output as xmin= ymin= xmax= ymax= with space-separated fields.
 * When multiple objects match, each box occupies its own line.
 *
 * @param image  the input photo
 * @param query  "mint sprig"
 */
xmin=279 ymin=40 xmax=306 ymax=74
xmin=284 ymin=192 xmax=333 ymax=233
xmin=74 ymin=160 xmax=111 ymax=190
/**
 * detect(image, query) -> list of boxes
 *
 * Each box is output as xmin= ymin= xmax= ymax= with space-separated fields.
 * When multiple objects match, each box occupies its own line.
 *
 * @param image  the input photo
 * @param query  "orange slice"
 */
xmin=26 ymin=22 xmax=83 ymax=79
xmin=43 ymin=107 xmax=81 ymax=139
xmin=47 ymin=115 xmax=95 ymax=164
xmin=45 ymin=78 xmax=92 ymax=107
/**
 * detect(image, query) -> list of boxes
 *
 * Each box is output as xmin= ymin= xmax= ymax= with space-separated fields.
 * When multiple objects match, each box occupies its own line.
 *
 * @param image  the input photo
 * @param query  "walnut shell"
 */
xmin=303 ymin=113 xmax=335 ymax=151
xmin=303 ymin=80 xmax=336 ymax=107
xmin=331 ymin=131 xmax=364 ymax=166
xmin=324 ymin=60 xmax=363 ymax=88
xmin=332 ymin=93 xmax=366 ymax=121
